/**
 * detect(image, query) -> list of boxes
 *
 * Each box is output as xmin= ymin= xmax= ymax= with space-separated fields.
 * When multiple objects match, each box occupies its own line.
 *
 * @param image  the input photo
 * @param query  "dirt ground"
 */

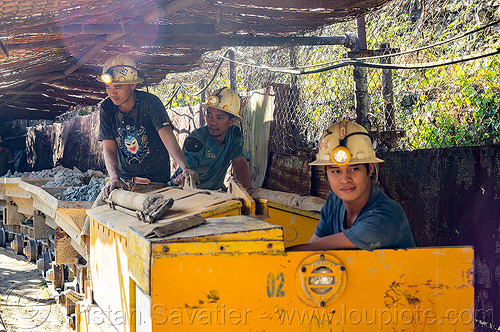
xmin=0 ymin=246 xmax=71 ymax=332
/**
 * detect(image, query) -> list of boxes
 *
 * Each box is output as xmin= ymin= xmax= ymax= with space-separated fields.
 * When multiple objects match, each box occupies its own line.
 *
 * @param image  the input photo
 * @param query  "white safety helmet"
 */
xmin=203 ymin=87 xmax=242 ymax=119
xmin=97 ymin=53 xmax=144 ymax=85
xmin=310 ymin=120 xmax=384 ymax=166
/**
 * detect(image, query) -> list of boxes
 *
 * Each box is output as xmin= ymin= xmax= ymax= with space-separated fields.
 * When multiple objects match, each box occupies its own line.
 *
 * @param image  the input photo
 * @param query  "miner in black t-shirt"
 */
xmin=80 ymin=54 xmax=198 ymax=249
xmin=96 ymin=53 xmax=197 ymax=197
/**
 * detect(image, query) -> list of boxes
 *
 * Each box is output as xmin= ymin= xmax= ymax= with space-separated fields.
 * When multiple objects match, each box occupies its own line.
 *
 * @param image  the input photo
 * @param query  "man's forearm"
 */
xmin=102 ymin=140 xmax=120 ymax=179
xmin=287 ymin=232 xmax=358 ymax=251
xmin=158 ymin=126 xmax=190 ymax=170
xmin=168 ymin=144 xmax=190 ymax=170
xmin=104 ymin=155 xmax=120 ymax=179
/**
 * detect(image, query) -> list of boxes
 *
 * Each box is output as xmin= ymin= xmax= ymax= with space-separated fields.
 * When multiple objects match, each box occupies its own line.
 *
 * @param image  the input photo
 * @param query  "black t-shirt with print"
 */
xmin=98 ymin=90 xmax=173 ymax=183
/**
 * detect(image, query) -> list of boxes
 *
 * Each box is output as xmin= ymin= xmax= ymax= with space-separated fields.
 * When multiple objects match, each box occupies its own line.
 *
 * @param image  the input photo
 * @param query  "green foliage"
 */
xmin=151 ymin=0 xmax=500 ymax=151
xmin=364 ymin=0 xmax=500 ymax=150
xmin=398 ymin=55 xmax=500 ymax=149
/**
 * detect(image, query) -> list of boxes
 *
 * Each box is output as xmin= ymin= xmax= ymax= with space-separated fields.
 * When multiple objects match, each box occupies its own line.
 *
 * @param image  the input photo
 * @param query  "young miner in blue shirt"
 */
xmin=170 ymin=87 xmax=252 ymax=190
xmin=288 ymin=120 xmax=416 ymax=251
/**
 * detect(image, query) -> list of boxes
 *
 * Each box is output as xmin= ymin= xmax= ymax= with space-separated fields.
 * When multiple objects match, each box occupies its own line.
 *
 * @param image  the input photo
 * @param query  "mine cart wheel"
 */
xmin=11 ymin=233 xmax=24 ymax=255
xmin=24 ymin=239 xmax=38 ymax=262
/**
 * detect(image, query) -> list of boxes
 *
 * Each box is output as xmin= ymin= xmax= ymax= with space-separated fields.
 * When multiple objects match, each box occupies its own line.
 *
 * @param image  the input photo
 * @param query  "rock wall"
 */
xmin=380 ymin=146 xmax=500 ymax=329
xmin=24 ymin=112 xmax=105 ymax=173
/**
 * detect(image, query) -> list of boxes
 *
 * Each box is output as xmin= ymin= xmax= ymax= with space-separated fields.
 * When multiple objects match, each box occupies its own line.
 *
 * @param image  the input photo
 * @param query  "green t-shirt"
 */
xmin=172 ymin=125 xmax=250 ymax=190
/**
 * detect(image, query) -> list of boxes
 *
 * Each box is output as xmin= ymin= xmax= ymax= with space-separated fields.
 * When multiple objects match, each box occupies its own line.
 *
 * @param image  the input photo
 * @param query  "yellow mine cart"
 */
xmin=0 ymin=177 xmax=90 ymax=260
xmin=82 ymin=186 xmax=474 ymax=332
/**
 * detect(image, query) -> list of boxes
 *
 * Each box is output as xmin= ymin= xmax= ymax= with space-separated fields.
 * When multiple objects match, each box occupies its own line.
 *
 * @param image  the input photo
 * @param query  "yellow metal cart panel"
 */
xmin=86 ymin=188 xmax=474 ymax=332
xmin=147 ymin=246 xmax=473 ymax=331
xmin=255 ymin=199 xmax=320 ymax=248
xmin=87 ymin=188 xmax=244 ymax=332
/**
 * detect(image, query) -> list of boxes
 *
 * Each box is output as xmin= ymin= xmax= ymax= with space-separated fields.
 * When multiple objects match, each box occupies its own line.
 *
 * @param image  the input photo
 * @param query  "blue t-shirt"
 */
xmin=172 ymin=125 xmax=250 ymax=190
xmin=98 ymin=91 xmax=173 ymax=183
xmin=314 ymin=185 xmax=416 ymax=251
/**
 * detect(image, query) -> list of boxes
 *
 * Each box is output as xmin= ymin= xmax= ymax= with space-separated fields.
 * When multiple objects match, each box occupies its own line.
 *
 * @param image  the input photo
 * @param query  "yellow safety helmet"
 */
xmin=310 ymin=120 xmax=384 ymax=166
xmin=97 ymin=53 xmax=144 ymax=85
xmin=203 ymin=87 xmax=242 ymax=120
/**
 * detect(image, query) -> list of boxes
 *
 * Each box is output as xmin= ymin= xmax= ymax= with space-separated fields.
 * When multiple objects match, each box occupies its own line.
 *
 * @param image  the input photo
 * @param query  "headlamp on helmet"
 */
xmin=98 ymin=54 xmax=145 ymax=86
xmin=330 ymin=132 xmax=375 ymax=166
xmin=100 ymin=65 xmax=143 ymax=85
xmin=207 ymin=89 xmax=230 ymax=110
xmin=310 ymin=121 xmax=384 ymax=167
xmin=100 ymin=71 xmax=114 ymax=84
xmin=207 ymin=94 xmax=220 ymax=107
xmin=331 ymin=146 xmax=351 ymax=165
xmin=203 ymin=87 xmax=241 ymax=118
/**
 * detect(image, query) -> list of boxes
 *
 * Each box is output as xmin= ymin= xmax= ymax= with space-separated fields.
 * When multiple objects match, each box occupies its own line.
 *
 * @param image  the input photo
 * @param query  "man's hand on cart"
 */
xmin=172 ymin=169 xmax=200 ymax=187
xmin=103 ymin=178 xmax=129 ymax=198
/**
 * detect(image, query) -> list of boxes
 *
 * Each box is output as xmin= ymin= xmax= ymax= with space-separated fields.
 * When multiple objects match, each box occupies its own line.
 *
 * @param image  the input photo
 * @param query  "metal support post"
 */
xmin=199 ymin=79 xmax=206 ymax=127
xmin=228 ymin=49 xmax=236 ymax=92
xmin=380 ymin=43 xmax=395 ymax=132
xmin=290 ymin=46 xmax=297 ymax=88
xmin=289 ymin=46 xmax=299 ymax=115
xmin=353 ymin=16 xmax=370 ymax=129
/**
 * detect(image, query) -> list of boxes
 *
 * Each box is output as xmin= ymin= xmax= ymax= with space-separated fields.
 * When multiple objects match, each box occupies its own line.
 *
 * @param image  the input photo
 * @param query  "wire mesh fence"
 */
xmin=152 ymin=0 xmax=500 ymax=155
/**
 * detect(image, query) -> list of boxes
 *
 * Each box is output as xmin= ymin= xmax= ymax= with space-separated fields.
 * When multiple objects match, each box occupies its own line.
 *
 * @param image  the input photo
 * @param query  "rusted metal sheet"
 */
xmin=263 ymin=148 xmax=332 ymax=199
xmin=311 ymin=164 xmax=332 ymax=199
xmin=379 ymin=145 xmax=500 ymax=330
xmin=263 ymin=151 xmax=313 ymax=196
